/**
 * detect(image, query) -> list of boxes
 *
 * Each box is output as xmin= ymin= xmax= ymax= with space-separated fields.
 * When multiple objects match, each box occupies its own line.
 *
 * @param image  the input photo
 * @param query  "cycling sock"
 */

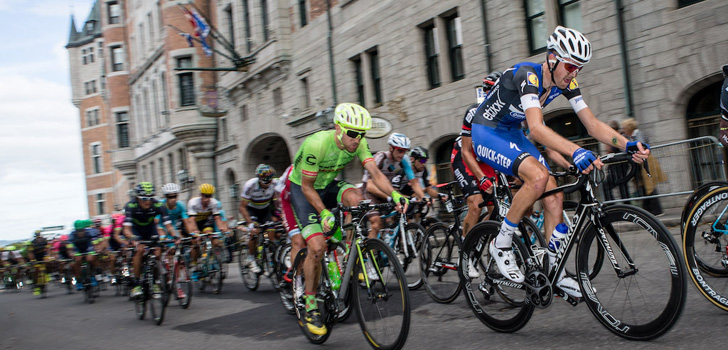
xmin=304 ymin=291 xmax=317 ymax=312
xmin=495 ymin=218 xmax=517 ymax=249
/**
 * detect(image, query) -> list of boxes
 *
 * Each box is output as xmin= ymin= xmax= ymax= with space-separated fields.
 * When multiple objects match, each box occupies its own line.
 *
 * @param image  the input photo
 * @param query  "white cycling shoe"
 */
xmin=489 ymin=240 xmax=525 ymax=283
xmin=467 ymin=258 xmax=480 ymax=278
xmin=555 ymin=275 xmax=582 ymax=299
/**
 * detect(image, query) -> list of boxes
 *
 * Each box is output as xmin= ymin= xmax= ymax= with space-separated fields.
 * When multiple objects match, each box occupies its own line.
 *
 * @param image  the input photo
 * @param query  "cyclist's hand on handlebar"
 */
xmin=391 ymin=191 xmax=408 ymax=213
xmin=320 ymin=209 xmax=335 ymax=232
xmin=572 ymin=148 xmax=602 ymax=174
xmin=626 ymin=141 xmax=650 ymax=164
xmin=478 ymin=177 xmax=493 ymax=194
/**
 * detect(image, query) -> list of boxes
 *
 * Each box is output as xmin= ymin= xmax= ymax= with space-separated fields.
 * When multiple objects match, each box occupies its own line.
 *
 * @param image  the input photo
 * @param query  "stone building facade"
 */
xmin=69 ymin=0 xmax=728 ymax=218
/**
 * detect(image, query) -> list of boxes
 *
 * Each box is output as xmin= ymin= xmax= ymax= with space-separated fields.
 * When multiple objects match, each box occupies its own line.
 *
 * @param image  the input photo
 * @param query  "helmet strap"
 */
xmin=546 ymin=52 xmax=559 ymax=87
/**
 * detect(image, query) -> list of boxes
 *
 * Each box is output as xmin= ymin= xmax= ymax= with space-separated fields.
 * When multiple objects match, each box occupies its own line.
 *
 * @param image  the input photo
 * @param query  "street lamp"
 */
xmin=176 ymin=169 xmax=196 ymax=189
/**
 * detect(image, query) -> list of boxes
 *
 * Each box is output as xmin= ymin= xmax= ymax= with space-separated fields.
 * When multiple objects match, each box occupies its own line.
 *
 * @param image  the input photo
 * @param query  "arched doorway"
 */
xmin=685 ymin=81 xmax=724 ymax=184
xmin=431 ymin=135 xmax=458 ymax=185
xmin=224 ymin=168 xmax=238 ymax=220
xmin=246 ymin=134 xmax=292 ymax=179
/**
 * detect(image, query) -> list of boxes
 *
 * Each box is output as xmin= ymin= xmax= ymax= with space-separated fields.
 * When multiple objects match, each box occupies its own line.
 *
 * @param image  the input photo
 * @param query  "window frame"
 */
xmin=261 ymin=0 xmax=270 ymax=42
xmin=368 ymin=48 xmax=382 ymax=105
xmin=116 ymin=111 xmax=130 ymax=148
xmin=524 ymin=0 xmax=548 ymax=55
xmin=95 ymin=193 xmax=106 ymax=215
xmin=108 ymin=1 xmax=121 ymax=25
xmin=176 ymin=57 xmax=196 ymax=107
xmin=445 ymin=13 xmax=464 ymax=81
xmin=111 ymin=45 xmax=124 ymax=72
xmin=91 ymin=142 xmax=103 ymax=174
xmin=423 ymin=23 xmax=441 ymax=89
xmin=299 ymin=0 xmax=307 ymax=27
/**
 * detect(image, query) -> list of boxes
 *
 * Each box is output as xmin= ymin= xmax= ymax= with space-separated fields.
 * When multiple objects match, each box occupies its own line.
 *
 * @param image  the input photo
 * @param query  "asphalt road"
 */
xmin=2 ymin=226 xmax=728 ymax=350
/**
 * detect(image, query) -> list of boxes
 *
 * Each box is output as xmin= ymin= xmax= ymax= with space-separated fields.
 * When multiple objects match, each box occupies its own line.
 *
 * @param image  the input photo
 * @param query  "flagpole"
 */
xmin=187 ymin=2 xmax=242 ymax=61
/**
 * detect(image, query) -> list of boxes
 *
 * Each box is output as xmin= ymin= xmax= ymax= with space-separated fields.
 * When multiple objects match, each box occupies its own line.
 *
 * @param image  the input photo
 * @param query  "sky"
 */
xmin=0 ymin=0 xmax=95 ymax=242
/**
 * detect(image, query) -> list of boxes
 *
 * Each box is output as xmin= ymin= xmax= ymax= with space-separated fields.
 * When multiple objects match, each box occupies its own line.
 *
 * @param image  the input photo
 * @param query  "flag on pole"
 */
xmin=179 ymin=33 xmax=194 ymax=47
xmin=180 ymin=6 xmax=212 ymax=56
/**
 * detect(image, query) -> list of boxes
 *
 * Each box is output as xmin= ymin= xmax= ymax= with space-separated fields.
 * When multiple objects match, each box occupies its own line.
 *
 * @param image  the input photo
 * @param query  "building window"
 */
xmin=116 ymin=112 xmax=130 ymax=148
xmin=139 ymin=23 xmax=146 ymax=53
xmin=177 ymin=57 xmax=195 ymax=107
xmin=261 ymin=0 xmax=269 ymax=42
xmin=445 ymin=14 xmax=464 ymax=81
xmin=300 ymin=77 xmax=310 ymax=109
xmin=352 ymin=57 xmax=365 ymax=107
xmin=86 ymin=21 xmax=95 ymax=32
xmin=299 ymin=0 xmax=307 ymax=27
xmin=679 ymin=0 xmax=706 ymax=8
xmin=240 ymin=104 xmax=248 ymax=122
xmin=243 ymin=0 xmax=252 ymax=53
xmin=178 ymin=148 xmax=187 ymax=170
xmin=525 ymin=0 xmax=547 ymax=54
xmin=91 ymin=143 xmax=102 ymax=174
xmin=82 ymin=49 xmax=87 ymax=65
xmin=96 ymin=193 xmax=105 ymax=215
xmin=224 ymin=5 xmax=234 ymax=47
xmin=423 ymin=24 xmax=440 ymax=89
xmin=111 ymin=46 xmax=124 ymax=71
xmin=273 ymin=87 xmax=283 ymax=112
xmin=148 ymin=13 xmax=155 ymax=44
xmin=86 ymin=109 xmax=100 ymax=127
xmin=220 ymin=117 xmax=229 ymax=142
xmin=92 ymin=80 xmax=97 ymax=93
xmin=558 ymin=0 xmax=582 ymax=31
xmin=168 ymin=154 xmax=175 ymax=183
xmin=160 ymin=72 xmax=170 ymax=125
xmin=150 ymin=161 xmax=156 ymax=185
xmin=88 ymin=47 xmax=94 ymax=63
xmin=159 ymin=158 xmax=165 ymax=186
xmin=108 ymin=1 xmax=120 ymax=24
xmin=368 ymin=49 xmax=382 ymax=104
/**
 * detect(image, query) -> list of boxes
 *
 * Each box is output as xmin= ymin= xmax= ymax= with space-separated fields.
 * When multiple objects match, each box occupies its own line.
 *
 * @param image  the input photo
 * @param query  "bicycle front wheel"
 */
xmin=578 ymin=204 xmax=686 ymax=340
xmin=459 ymin=221 xmax=534 ymax=333
xmin=400 ymin=223 xmax=426 ymax=290
xmin=238 ymin=246 xmax=259 ymax=291
xmin=172 ymin=261 xmax=193 ymax=309
xmin=353 ymin=238 xmax=410 ymax=350
xmin=420 ymin=222 xmax=462 ymax=303
xmin=213 ymin=247 xmax=225 ymax=294
xmin=682 ymin=186 xmax=728 ymax=311
xmin=149 ymin=260 xmax=168 ymax=325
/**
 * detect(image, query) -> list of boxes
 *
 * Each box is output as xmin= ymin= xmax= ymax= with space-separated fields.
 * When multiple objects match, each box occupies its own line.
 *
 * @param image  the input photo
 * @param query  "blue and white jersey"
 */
xmin=472 ymin=62 xmax=584 ymax=131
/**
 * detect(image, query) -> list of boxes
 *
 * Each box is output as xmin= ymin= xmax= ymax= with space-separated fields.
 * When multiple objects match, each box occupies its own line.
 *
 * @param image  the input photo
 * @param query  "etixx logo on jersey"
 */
xmin=527 ymin=72 xmax=539 ymax=87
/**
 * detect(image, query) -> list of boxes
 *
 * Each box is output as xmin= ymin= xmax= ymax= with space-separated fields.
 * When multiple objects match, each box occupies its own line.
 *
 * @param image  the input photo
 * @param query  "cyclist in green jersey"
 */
xmin=288 ymin=102 xmax=408 ymax=335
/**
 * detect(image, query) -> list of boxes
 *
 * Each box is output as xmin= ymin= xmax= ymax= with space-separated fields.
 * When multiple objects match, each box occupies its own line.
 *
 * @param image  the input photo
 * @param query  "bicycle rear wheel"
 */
xmin=400 ymin=223 xmax=426 ymax=290
xmin=292 ymin=248 xmax=333 ymax=345
xmin=353 ymin=238 xmax=410 ymax=350
xmin=578 ymin=204 xmax=686 ymax=340
xmin=682 ymin=186 xmax=728 ymax=311
xmin=212 ymin=247 xmax=225 ymax=294
xmin=172 ymin=260 xmax=193 ymax=309
xmin=238 ymin=246 xmax=259 ymax=291
xmin=420 ymin=222 xmax=462 ymax=303
xmin=135 ymin=292 xmax=146 ymax=320
xmin=459 ymin=221 xmax=534 ymax=333
xmin=277 ymin=243 xmax=296 ymax=315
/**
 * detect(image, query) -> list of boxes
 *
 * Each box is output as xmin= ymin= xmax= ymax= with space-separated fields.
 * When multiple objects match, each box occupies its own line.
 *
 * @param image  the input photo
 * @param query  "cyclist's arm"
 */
xmin=366 ymin=180 xmax=391 ymax=200
xmin=407 ymin=178 xmax=427 ymax=201
xmin=214 ymin=214 xmax=228 ymax=232
xmin=545 ymin=147 xmax=571 ymax=169
xmin=364 ymin=160 xmax=400 ymax=200
xmin=461 ymin=136 xmax=486 ymax=180
xmin=576 ymin=107 xmax=630 ymax=151
xmin=526 ymin=107 xmax=581 ymax=158
xmin=238 ymin=198 xmax=253 ymax=223
xmin=301 ymin=174 xmax=327 ymax=215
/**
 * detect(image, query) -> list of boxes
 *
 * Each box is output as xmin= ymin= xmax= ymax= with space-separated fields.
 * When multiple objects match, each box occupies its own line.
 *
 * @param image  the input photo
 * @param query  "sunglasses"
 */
xmin=556 ymin=56 xmax=582 ymax=74
xmin=341 ymin=126 xmax=366 ymax=139
xmin=166 ymin=195 xmax=178 ymax=199
xmin=260 ymin=178 xmax=272 ymax=184
xmin=201 ymin=194 xmax=213 ymax=198
xmin=417 ymin=158 xmax=428 ymax=164
xmin=138 ymin=196 xmax=153 ymax=201
xmin=393 ymin=147 xmax=408 ymax=154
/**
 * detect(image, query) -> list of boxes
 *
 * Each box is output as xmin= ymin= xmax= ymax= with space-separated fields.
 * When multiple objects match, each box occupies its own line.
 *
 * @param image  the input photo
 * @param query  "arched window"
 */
xmin=686 ymin=81 xmax=722 ymax=139
xmin=432 ymin=135 xmax=458 ymax=185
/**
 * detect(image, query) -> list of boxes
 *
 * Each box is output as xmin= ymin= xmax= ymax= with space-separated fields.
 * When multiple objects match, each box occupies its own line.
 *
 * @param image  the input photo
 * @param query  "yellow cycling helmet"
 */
xmin=334 ymin=103 xmax=372 ymax=131
xmin=199 ymin=183 xmax=216 ymax=195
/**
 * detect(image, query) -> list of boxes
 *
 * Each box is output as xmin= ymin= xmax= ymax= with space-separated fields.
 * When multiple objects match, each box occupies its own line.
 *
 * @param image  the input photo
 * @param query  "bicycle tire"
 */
xmin=459 ymin=221 xmax=534 ymax=333
xmin=238 ymin=246 xmax=260 ymax=291
xmin=682 ymin=186 xmax=728 ymax=311
xmin=172 ymin=260 xmax=193 ymax=309
xmin=135 ymin=296 xmax=146 ymax=320
xmin=420 ymin=222 xmax=462 ymax=304
xmin=213 ymin=247 xmax=225 ymax=294
xmin=680 ymin=181 xmax=728 ymax=231
xmin=398 ymin=223 xmax=425 ymax=290
xmin=579 ymin=204 xmax=686 ymax=340
xmin=327 ymin=241 xmax=352 ymax=323
xmin=518 ymin=217 xmax=545 ymax=248
xmin=353 ymin=238 xmax=411 ymax=350
xmin=292 ymin=248 xmax=332 ymax=345
xmin=277 ymin=243 xmax=296 ymax=315
xmin=149 ymin=259 xmax=168 ymax=325
xmin=263 ymin=247 xmax=279 ymax=291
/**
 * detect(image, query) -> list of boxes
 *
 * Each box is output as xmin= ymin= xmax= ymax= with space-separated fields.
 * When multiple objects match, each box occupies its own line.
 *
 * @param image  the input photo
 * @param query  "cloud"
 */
xmin=0 ymin=0 xmax=93 ymax=19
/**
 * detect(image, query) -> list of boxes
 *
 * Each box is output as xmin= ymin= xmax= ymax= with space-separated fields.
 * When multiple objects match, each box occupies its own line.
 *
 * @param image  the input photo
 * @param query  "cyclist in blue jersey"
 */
xmin=68 ymin=219 xmax=103 ymax=290
xmin=158 ymin=183 xmax=196 ymax=237
xmin=362 ymin=132 xmax=422 ymax=238
xmin=470 ymin=26 xmax=650 ymax=298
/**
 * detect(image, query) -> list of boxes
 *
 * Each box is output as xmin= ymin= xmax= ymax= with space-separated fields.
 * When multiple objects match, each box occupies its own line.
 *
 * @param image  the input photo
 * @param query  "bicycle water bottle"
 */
xmin=547 ymin=223 xmax=568 ymax=269
xmin=381 ymin=228 xmax=395 ymax=246
xmin=257 ymin=245 xmax=263 ymax=260
xmin=327 ymin=260 xmax=341 ymax=290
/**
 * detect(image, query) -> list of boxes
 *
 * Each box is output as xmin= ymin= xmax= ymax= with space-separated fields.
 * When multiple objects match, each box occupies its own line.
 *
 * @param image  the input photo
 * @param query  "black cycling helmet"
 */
xmin=135 ymin=182 xmax=156 ymax=197
xmin=482 ymin=71 xmax=502 ymax=91
xmin=410 ymin=146 xmax=429 ymax=160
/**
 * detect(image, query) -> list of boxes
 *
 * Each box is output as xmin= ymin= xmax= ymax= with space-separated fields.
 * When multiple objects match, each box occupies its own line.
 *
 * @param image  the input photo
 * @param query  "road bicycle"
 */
xmin=163 ymin=237 xmax=193 ymax=309
xmin=681 ymin=182 xmax=728 ymax=311
xmin=195 ymin=233 xmax=225 ymax=294
xmin=76 ymin=252 xmax=100 ymax=304
xmin=378 ymin=201 xmax=427 ymax=290
xmin=30 ymin=260 xmax=50 ymax=298
xmin=292 ymin=200 xmax=410 ymax=350
xmin=133 ymin=238 xmax=172 ymax=325
xmin=238 ymin=221 xmax=287 ymax=291
xmin=459 ymin=153 xmax=687 ymax=340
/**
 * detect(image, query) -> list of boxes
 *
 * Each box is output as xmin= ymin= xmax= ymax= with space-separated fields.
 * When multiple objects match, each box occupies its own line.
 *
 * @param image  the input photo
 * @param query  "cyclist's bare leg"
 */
xmin=133 ymin=245 xmax=144 ymax=279
xmin=303 ymin=235 xmax=325 ymax=295
xmin=290 ymin=233 xmax=305 ymax=273
xmin=73 ymin=255 xmax=82 ymax=279
xmin=248 ymin=228 xmax=259 ymax=256
xmin=463 ymin=195 xmax=484 ymax=236
xmin=541 ymin=176 xmax=564 ymax=242
xmin=498 ymin=157 xmax=550 ymax=247
xmin=368 ymin=214 xmax=383 ymax=239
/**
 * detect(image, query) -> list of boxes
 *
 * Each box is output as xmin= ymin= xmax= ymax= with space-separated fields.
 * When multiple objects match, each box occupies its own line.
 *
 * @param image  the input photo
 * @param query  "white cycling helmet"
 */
xmin=388 ymin=133 xmax=411 ymax=149
xmin=161 ymin=183 xmax=180 ymax=195
xmin=546 ymin=26 xmax=592 ymax=66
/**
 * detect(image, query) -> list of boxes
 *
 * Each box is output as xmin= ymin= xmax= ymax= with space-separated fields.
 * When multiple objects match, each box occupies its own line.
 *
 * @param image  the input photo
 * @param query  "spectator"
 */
xmin=622 ymin=118 xmax=665 ymax=216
